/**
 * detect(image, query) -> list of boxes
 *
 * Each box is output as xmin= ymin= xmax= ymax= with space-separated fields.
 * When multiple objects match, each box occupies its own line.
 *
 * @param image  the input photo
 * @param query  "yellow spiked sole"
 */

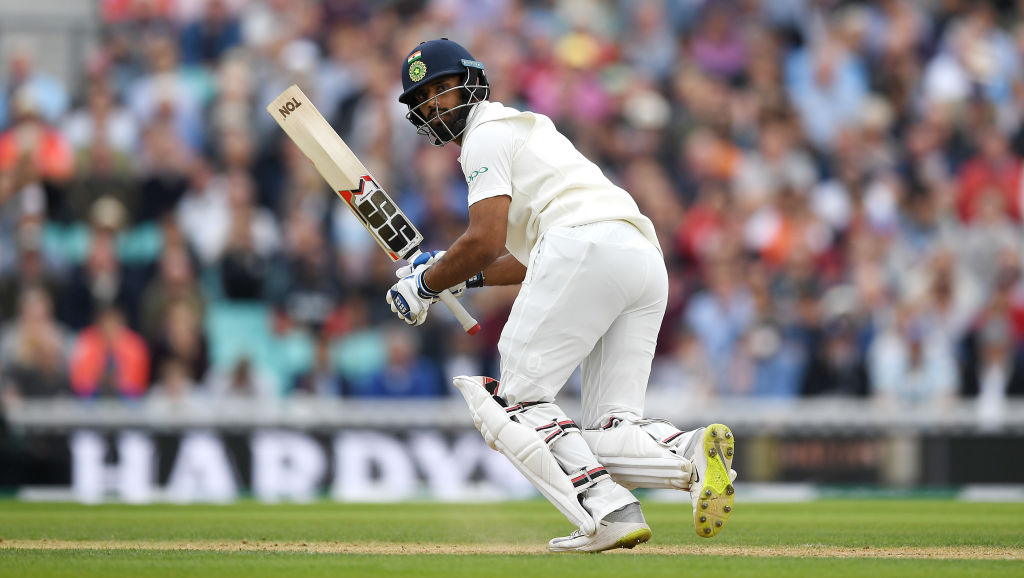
xmin=694 ymin=423 xmax=735 ymax=538
xmin=614 ymin=527 xmax=653 ymax=549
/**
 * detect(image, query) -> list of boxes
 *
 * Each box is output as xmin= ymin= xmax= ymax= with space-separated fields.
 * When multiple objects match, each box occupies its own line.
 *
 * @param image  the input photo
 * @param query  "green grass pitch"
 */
xmin=0 ymin=499 xmax=1021 ymax=577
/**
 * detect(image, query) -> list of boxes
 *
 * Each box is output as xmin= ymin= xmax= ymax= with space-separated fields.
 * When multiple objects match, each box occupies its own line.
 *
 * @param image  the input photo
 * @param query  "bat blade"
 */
xmin=266 ymin=84 xmax=480 ymax=335
xmin=266 ymin=85 xmax=421 ymax=262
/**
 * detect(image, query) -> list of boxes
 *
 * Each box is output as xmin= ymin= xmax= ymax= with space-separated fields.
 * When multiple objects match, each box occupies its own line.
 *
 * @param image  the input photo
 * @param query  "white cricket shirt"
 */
xmin=457 ymin=101 xmax=660 ymax=264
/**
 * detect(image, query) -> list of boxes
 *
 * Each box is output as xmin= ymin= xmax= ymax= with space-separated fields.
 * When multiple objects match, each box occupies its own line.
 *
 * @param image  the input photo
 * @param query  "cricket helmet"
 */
xmin=399 ymin=38 xmax=489 ymax=146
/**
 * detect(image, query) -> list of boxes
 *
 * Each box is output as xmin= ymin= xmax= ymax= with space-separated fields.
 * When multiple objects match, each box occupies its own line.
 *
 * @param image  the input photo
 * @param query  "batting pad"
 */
xmin=583 ymin=418 xmax=694 ymax=490
xmin=453 ymin=375 xmax=597 ymax=535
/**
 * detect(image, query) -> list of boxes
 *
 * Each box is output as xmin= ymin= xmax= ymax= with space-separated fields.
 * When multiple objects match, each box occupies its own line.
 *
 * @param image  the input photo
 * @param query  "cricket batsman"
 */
xmin=386 ymin=38 xmax=737 ymax=552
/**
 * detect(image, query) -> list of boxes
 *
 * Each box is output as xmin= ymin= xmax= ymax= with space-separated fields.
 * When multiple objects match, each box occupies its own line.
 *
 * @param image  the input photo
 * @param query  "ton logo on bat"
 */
xmin=278 ymin=97 xmax=303 ymax=118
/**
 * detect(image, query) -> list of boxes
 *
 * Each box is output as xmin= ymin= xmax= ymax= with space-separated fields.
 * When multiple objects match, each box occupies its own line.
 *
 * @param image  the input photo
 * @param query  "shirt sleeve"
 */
xmin=461 ymin=120 xmax=516 ymax=206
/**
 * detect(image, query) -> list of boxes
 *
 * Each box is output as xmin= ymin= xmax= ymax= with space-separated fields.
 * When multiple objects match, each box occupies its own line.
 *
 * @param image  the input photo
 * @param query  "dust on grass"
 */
xmin=1 ymin=540 xmax=1021 ymax=559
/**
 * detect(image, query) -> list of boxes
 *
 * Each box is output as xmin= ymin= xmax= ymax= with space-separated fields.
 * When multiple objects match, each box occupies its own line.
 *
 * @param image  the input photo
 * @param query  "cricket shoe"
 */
xmin=688 ymin=423 xmax=735 ymax=538
xmin=548 ymin=502 xmax=652 ymax=553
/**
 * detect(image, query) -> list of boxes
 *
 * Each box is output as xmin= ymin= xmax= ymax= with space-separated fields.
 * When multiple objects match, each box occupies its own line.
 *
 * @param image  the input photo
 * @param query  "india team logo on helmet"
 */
xmin=407 ymin=51 xmax=427 ymax=82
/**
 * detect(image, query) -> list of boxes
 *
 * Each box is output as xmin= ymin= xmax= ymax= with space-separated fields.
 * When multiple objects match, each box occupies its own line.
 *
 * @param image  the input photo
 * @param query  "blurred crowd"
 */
xmin=1 ymin=0 xmax=1023 ymax=420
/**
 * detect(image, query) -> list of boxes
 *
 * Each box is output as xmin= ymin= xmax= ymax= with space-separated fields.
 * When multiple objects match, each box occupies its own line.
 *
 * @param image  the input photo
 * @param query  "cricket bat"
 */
xmin=266 ymin=84 xmax=480 ymax=335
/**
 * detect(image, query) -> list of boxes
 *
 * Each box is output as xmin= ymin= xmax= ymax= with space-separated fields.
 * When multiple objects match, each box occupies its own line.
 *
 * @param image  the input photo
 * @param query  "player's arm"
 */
xmin=480 ymin=252 xmax=526 ymax=286
xmin=423 ymin=194 xmax=512 ymax=291
xmin=423 ymin=120 xmax=521 ymax=291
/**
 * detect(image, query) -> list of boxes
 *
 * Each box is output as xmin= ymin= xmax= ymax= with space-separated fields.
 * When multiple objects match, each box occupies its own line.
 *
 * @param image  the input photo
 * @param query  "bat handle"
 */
xmin=439 ymin=290 xmax=480 ymax=335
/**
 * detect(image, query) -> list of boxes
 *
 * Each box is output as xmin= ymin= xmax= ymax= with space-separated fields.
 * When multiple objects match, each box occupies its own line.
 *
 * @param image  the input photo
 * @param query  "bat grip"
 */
xmin=439 ymin=290 xmax=481 ymax=335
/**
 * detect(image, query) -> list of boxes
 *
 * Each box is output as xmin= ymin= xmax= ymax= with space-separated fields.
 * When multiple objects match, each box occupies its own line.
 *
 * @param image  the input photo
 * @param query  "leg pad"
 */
xmin=583 ymin=417 xmax=695 ymax=490
xmin=453 ymin=375 xmax=597 ymax=535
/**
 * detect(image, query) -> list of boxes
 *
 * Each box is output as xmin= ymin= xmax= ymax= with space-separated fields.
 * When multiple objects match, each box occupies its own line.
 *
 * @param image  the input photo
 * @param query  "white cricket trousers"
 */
xmin=497 ymin=220 xmax=668 ymax=428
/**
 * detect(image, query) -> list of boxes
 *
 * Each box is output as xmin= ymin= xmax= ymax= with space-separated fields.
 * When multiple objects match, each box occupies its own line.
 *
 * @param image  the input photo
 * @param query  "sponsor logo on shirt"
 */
xmin=467 ymin=166 xmax=489 ymax=184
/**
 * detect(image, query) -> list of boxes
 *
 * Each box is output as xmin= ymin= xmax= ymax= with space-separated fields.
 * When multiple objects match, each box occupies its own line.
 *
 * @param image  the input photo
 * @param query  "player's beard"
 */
xmin=447 ymin=104 xmax=471 ymax=135
xmin=431 ymin=105 xmax=470 ymax=143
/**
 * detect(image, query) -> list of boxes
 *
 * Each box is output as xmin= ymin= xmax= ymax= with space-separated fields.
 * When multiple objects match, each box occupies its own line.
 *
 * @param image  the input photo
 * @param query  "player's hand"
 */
xmin=395 ymin=250 xmax=445 ymax=279
xmin=394 ymin=251 xmax=484 ymax=300
xmin=387 ymin=265 xmax=440 ymax=326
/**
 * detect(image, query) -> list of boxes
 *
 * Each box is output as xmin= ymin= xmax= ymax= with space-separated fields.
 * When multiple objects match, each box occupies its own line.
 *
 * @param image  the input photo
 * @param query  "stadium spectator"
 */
xmin=345 ymin=327 xmax=444 ymax=398
xmin=62 ymin=80 xmax=140 ymax=224
xmin=0 ymin=286 xmax=71 ymax=401
xmin=921 ymin=3 xmax=1019 ymax=112
xmin=620 ymin=1 xmax=677 ymax=82
xmin=868 ymin=308 xmax=959 ymax=408
xmin=218 ymin=170 xmax=280 ymax=300
xmin=135 ymin=119 xmax=193 ymax=224
xmin=178 ymin=0 xmax=242 ymax=68
xmin=240 ymin=0 xmax=313 ymax=60
xmin=800 ymin=313 xmax=871 ymax=398
xmin=687 ymin=1 xmax=748 ymax=82
xmin=958 ymin=198 xmax=1020 ymax=294
xmin=0 ymin=42 xmax=70 ymax=127
xmin=784 ymin=21 xmax=870 ymax=151
xmin=734 ymin=264 xmax=807 ymax=398
xmin=672 ymin=180 xmax=732 ymax=268
xmin=126 ymin=32 xmax=210 ymax=153
xmin=138 ymin=243 xmax=204 ymax=341
xmin=0 ymin=87 xmax=74 ymax=226
xmin=206 ymin=356 xmax=276 ymax=405
xmin=270 ymin=208 xmax=339 ymax=334
xmin=58 ymin=202 xmax=137 ymax=330
xmin=289 ymin=335 xmax=340 ymax=398
xmin=63 ymin=79 xmax=140 ymax=156
xmin=145 ymin=356 xmax=205 ymax=413
xmin=620 ymin=157 xmax=686 ymax=252
xmin=69 ymin=305 xmax=150 ymax=399
xmin=207 ymin=55 xmax=256 ymax=149
xmin=0 ymin=223 xmax=62 ymax=320
xmin=146 ymin=298 xmax=209 ymax=387
xmin=683 ymin=254 xmax=755 ymax=395
xmin=962 ymin=315 xmax=1024 ymax=429
xmin=955 ymin=122 xmax=1023 ymax=223
xmin=176 ymin=157 xmax=230 ymax=266
xmin=732 ymin=114 xmax=816 ymax=214
xmin=58 ymin=199 xmax=143 ymax=331
xmin=648 ymin=328 xmax=716 ymax=401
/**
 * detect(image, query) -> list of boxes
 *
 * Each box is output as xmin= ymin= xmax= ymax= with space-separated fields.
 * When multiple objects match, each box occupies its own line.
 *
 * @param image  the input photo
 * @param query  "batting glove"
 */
xmin=395 ymin=250 xmax=445 ymax=280
xmin=387 ymin=265 xmax=440 ymax=326
xmin=394 ymin=250 xmax=484 ymax=299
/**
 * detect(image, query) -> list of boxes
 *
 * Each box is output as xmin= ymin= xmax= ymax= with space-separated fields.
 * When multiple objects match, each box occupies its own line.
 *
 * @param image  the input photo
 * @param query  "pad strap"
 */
xmin=535 ymin=419 xmax=581 ymax=445
xmin=570 ymin=466 xmax=610 ymax=491
xmin=504 ymin=401 xmax=542 ymax=414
